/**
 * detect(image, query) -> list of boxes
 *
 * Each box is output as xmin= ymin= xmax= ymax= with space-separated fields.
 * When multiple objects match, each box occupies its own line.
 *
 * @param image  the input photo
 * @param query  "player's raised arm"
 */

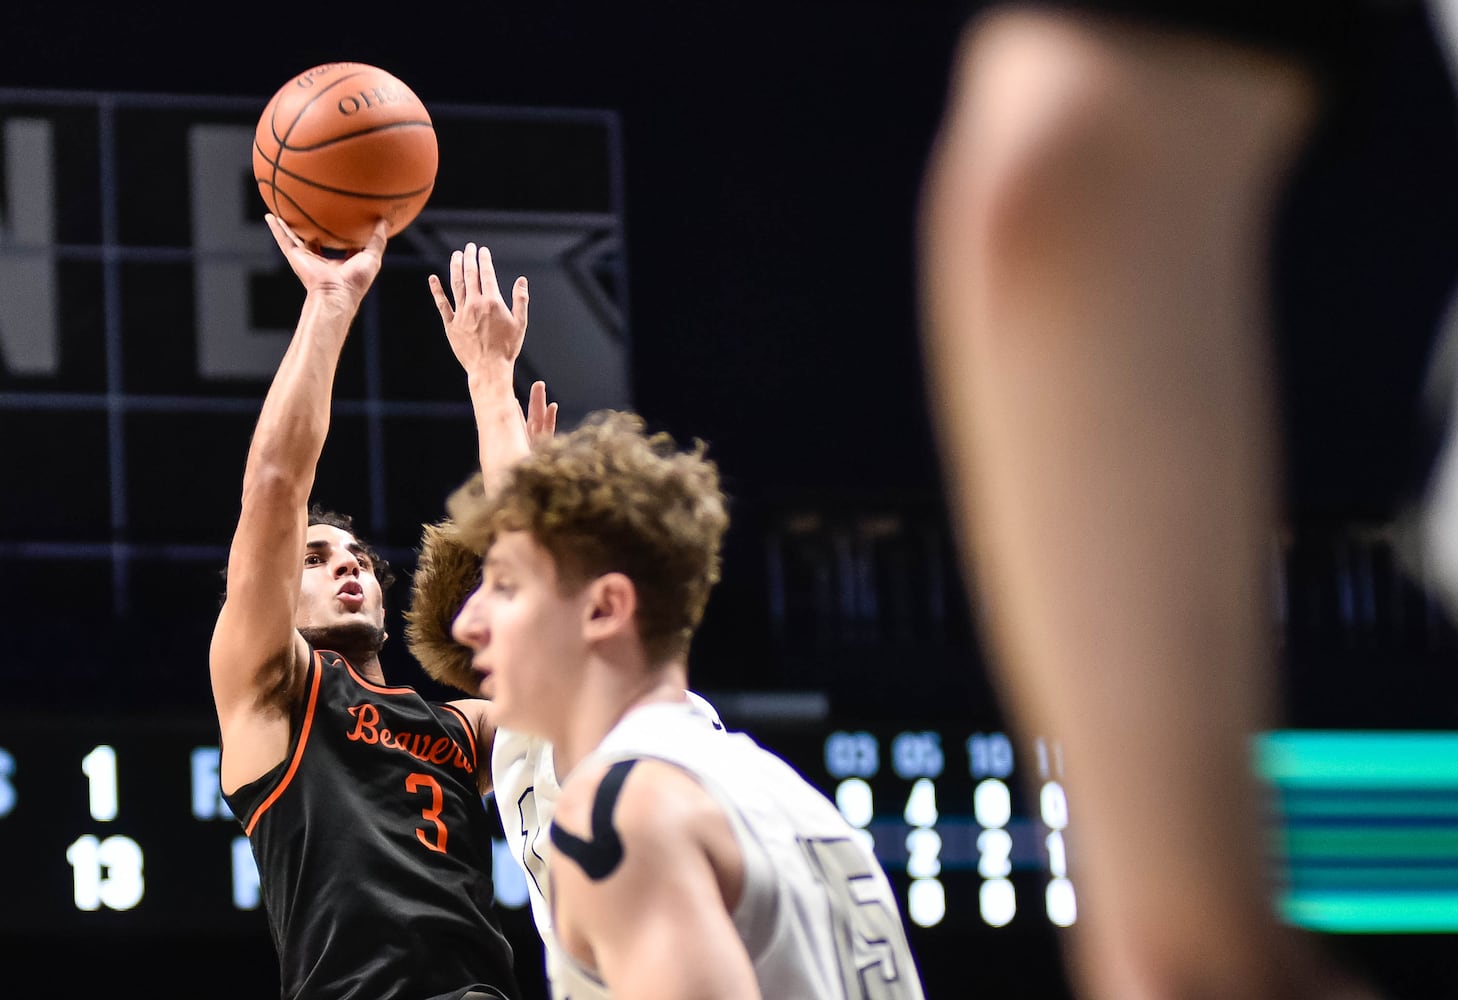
xmin=429 ymin=242 xmax=534 ymax=493
xmin=422 ymin=243 xmax=554 ymax=768
xmin=209 ymin=215 xmax=388 ymax=792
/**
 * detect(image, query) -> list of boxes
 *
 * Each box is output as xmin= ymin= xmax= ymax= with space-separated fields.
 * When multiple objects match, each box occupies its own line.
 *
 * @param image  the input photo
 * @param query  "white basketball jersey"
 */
xmin=546 ymin=701 xmax=927 ymax=1000
xmin=491 ymin=692 xmax=725 ymax=976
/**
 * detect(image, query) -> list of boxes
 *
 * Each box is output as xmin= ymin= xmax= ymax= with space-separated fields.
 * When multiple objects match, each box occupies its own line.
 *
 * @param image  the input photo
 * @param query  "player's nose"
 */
xmin=452 ymin=590 xmax=487 ymax=647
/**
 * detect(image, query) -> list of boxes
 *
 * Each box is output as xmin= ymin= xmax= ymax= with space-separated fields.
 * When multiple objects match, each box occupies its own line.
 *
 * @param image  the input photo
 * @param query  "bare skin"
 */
xmin=429 ymin=241 xmax=554 ymax=497
xmin=211 ymin=215 xmax=397 ymax=795
xmin=921 ymin=10 xmax=1377 ymax=999
xmin=210 ymin=218 xmax=509 ymax=796
xmin=452 ymin=530 xmax=756 ymax=999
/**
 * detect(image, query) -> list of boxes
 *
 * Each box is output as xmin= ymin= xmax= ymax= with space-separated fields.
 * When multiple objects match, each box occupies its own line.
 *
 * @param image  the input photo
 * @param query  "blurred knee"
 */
xmin=930 ymin=8 xmax=1316 ymax=265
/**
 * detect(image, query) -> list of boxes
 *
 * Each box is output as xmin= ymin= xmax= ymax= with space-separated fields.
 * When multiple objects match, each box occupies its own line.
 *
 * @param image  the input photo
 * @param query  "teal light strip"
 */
xmin=1257 ymin=731 xmax=1458 ymax=789
xmin=1279 ymin=891 xmax=1458 ymax=933
xmin=1258 ymin=730 xmax=1458 ymax=932
xmin=1281 ymin=827 xmax=1458 ymax=857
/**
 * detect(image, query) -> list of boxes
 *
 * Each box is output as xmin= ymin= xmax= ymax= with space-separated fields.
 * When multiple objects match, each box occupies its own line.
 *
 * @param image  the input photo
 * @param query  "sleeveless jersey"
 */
xmin=223 ymin=649 xmax=520 ymax=1000
xmin=490 ymin=692 xmax=724 ymax=983
xmin=545 ymin=701 xmax=927 ymax=1000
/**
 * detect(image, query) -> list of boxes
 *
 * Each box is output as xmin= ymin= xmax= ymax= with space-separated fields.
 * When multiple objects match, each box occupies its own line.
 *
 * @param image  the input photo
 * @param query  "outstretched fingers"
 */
xmin=449 ymin=245 xmax=466 ymax=299
xmin=477 ymin=245 xmax=507 ymax=314
xmin=463 ymin=241 xmax=481 ymax=298
xmin=513 ymin=275 xmax=530 ymax=331
xmin=526 ymin=380 xmax=558 ymax=444
xmin=427 ymin=273 xmax=454 ymax=324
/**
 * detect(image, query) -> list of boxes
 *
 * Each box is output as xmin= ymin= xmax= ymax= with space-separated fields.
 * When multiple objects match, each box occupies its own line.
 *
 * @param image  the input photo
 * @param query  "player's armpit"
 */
xmin=444 ymin=697 xmax=498 ymax=795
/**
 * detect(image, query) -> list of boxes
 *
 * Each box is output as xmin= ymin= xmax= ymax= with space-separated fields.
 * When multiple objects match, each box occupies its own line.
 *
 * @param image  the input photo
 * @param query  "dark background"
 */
xmin=4 ymin=1 xmax=1458 ymax=997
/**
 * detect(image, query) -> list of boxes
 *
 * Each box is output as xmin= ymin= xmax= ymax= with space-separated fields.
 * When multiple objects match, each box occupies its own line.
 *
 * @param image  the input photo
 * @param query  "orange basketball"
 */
xmin=253 ymin=62 xmax=438 ymax=251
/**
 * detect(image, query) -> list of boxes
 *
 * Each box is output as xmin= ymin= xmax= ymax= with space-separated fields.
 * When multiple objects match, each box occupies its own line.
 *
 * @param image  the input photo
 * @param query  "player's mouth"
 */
xmin=471 ymin=659 xmax=494 ymax=691
xmin=336 ymin=581 xmax=365 ymax=610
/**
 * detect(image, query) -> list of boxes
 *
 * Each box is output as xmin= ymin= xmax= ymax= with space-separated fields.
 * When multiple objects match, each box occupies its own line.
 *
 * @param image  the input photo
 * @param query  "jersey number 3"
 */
xmin=406 ymin=773 xmax=448 ymax=853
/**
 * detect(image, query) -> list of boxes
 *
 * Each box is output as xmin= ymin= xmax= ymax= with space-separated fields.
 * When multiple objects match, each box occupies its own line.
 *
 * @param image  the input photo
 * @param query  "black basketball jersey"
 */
xmin=223 ymin=649 xmax=520 ymax=1000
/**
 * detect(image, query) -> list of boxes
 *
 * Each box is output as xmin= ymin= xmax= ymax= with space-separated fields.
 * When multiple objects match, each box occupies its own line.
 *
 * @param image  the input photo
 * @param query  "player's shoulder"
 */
xmin=440 ymin=695 xmax=495 ymax=735
xmin=684 ymin=689 xmax=726 ymax=731
xmin=557 ymin=755 xmax=714 ymax=846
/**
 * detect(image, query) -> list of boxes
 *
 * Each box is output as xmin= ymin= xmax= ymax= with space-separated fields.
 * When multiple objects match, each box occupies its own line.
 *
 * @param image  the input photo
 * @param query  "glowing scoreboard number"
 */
xmin=826 ymin=729 xmax=944 ymax=928
xmin=968 ymin=730 xmax=1076 ymax=928
xmin=0 ymin=729 xmax=517 ymax=930
xmin=0 ymin=723 xmax=270 ymax=933
xmin=897 ymin=732 xmax=946 ymax=929
xmin=969 ymin=731 xmax=1016 ymax=926
xmin=1035 ymin=737 xmax=1078 ymax=928
xmin=67 ymin=744 xmax=145 ymax=913
xmin=825 ymin=727 xmax=1078 ymax=930
xmin=70 ymin=746 xmax=253 ymax=913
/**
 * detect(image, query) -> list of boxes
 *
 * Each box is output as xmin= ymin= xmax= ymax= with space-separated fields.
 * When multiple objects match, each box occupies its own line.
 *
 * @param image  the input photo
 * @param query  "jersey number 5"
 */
xmin=801 ymin=836 xmax=918 ymax=1000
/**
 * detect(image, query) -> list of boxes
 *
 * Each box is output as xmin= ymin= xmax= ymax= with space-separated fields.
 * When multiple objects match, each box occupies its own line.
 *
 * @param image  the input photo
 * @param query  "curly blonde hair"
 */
xmin=447 ymin=410 xmax=729 ymax=666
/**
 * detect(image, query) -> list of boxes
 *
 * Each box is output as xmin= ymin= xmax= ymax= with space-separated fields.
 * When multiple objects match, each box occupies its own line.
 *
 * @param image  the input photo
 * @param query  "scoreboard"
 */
xmin=808 ymin=726 xmax=1077 ymax=931
xmin=4 ymin=714 xmax=1453 ymax=939
xmin=0 ymin=715 xmax=1071 ymax=935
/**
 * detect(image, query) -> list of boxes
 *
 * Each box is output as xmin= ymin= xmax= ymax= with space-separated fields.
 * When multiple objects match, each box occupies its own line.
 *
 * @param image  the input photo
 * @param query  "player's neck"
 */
xmin=351 ymin=655 xmax=386 ymax=686
xmin=300 ymin=624 xmax=387 ymax=681
xmin=555 ymin=665 xmax=688 ymax=776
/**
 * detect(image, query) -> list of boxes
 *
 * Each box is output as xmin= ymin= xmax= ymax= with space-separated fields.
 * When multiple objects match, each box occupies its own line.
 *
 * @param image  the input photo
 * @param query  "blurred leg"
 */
xmin=1405 ymin=0 xmax=1458 ymax=614
xmin=919 ymin=8 xmax=1357 ymax=997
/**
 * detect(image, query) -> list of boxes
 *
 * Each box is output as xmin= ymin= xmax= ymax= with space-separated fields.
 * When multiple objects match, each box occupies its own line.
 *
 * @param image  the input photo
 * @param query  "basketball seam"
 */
xmin=274 ymin=121 xmax=435 ymax=153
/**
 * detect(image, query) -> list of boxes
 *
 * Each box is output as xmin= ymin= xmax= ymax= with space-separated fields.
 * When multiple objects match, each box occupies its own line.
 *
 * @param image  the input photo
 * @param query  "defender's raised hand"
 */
xmin=428 ymin=242 xmax=529 ymax=375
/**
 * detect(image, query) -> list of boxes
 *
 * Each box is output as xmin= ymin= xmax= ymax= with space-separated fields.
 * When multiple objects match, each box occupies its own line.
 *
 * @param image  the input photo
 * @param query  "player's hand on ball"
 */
xmin=265 ymin=213 xmax=388 ymax=305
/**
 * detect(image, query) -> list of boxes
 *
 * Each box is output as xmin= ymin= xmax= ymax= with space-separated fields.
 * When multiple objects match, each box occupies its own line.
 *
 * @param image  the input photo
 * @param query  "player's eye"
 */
xmin=304 ymin=553 xmax=323 ymax=566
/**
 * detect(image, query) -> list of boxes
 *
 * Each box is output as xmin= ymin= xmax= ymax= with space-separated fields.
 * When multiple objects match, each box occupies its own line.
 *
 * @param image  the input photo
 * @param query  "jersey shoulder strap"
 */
xmin=549 ymin=758 xmax=638 ymax=881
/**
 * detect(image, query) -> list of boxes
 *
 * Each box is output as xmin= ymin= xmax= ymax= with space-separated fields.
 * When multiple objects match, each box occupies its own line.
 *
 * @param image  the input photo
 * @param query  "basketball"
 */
xmin=253 ymin=62 xmax=438 ymax=251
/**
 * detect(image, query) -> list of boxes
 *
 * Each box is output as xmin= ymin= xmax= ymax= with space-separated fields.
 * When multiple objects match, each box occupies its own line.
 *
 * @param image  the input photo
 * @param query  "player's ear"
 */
xmin=584 ymin=572 xmax=636 ymax=641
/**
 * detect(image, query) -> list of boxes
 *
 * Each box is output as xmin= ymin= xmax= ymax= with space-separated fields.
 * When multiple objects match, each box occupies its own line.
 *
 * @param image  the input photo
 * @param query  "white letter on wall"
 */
xmin=189 ymin=124 xmax=289 ymax=379
xmin=0 ymin=118 xmax=59 ymax=375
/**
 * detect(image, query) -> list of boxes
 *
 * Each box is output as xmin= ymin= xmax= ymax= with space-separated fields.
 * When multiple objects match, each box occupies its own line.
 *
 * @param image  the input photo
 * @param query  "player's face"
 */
xmin=451 ymin=530 xmax=589 ymax=734
xmin=295 ymin=523 xmax=386 ymax=635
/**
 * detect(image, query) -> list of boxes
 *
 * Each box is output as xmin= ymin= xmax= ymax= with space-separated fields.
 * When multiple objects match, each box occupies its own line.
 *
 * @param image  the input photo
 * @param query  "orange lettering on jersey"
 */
xmin=345 ymin=703 xmax=473 ymax=774
xmin=347 ymin=703 xmax=382 ymax=743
